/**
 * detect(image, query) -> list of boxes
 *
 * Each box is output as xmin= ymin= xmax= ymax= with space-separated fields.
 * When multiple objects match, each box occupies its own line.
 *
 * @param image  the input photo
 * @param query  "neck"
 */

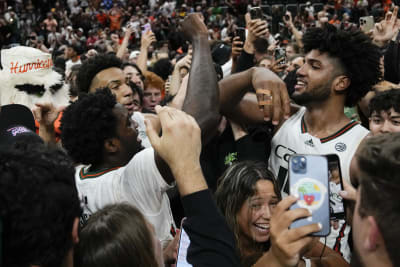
xmin=71 ymin=56 xmax=79 ymax=62
xmin=361 ymin=250 xmax=393 ymax=267
xmin=90 ymin=157 xmax=125 ymax=172
xmin=304 ymin=98 xmax=349 ymax=138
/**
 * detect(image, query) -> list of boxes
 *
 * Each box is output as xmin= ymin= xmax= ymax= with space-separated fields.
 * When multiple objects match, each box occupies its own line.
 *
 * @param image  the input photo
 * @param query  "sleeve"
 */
xmin=384 ymin=41 xmax=400 ymax=84
xmin=234 ymin=50 xmax=255 ymax=73
xmin=121 ymin=148 xmax=173 ymax=213
xmin=182 ymin=189 xmax=241 ymax=267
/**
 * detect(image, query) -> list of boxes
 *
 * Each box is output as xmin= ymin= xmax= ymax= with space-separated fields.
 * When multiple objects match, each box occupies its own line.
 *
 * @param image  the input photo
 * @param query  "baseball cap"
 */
xmin=0 ymin=104 xmax=43 ymax=150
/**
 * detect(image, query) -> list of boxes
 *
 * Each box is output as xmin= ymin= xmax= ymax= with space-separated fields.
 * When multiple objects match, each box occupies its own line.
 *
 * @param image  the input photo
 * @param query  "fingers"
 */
xmin=271 ymin=83 xmax=282 ymax=125
xmin=145 ymin=118 xmax=160 ymax=149
xmin=339 ymin=180 xmax=356 ymax=201
xmin=287 ymin=222 xmax=321 ymax=243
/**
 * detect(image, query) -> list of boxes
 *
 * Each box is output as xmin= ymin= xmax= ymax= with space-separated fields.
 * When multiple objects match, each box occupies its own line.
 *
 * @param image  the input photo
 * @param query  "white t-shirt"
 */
xmin=75 ymin=148 xmax=175 ymax=247
xmin=269 ymin=107 xmax=369 ymax=262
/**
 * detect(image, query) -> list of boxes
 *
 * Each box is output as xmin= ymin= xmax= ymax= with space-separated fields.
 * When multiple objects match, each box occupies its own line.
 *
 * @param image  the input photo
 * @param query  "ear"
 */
xmin=364 ymin=216 xmax=382 ymax=252
xmin=72 ymin=217 xmax=80 ymax=244
xmin=333 ymin=75 xmax=350 ymax=92
xmin=104 ymin=137 xmax=120 ymax=153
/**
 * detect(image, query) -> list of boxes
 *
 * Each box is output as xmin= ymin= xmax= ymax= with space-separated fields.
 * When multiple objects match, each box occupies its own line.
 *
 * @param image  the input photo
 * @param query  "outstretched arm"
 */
xmin=181 ymin=13 xmax=221 ymax=145
xmin=219 ymin=67 xmax=291 ymax=126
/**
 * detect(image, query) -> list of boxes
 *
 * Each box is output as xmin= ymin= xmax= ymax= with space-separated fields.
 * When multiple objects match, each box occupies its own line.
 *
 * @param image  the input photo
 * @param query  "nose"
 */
xmin=380 ymin=120 xmax=391 ymax=134
xmin=296 ymin=63 xmax=306 ymax=77
xmin=260 ymin=204 xmax=272 ymax=219
xmin=122 ymin=83 xmax=133 ymax=98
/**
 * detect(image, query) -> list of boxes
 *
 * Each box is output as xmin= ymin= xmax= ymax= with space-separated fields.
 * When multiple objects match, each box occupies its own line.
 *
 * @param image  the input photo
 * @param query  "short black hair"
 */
xmin=0 ymin=143 xmax=81 ymax=267
xmin=368 ymin=89 xmax=400 ymax=116
xmin=152 ymin=58 xmax=173 ymax=81
xmin=61 ymin=88 xmax=118 ymax=165
xmin=302 ymin=24 xmax=381 ymax=107
xmin=76 ymin=54 xmax=123 ymax=94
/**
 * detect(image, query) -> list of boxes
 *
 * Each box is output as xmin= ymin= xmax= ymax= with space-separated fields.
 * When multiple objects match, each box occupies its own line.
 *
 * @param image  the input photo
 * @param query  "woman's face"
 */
xmin=237 ymin=180 xmax=279 ymax=243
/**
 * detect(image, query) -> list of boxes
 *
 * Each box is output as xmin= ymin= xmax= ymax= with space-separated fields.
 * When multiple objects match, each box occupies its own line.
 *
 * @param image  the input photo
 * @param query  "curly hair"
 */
xmin=61 ymin=88 xmax=117 ymax=165
xmin=0 ymin=143 xmax=81 ymax=267
xmin=368 ymin=88 xmax=400 ymax=116
xmin=302 ymin=24 xmax=381 ymax=107
xmin=76 ymin=53 xmax=123 ymax=94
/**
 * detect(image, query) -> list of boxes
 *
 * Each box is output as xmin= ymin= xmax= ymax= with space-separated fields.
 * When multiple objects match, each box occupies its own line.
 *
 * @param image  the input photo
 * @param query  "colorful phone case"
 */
xmin=289 ymin=154 xmax=330 ymax=236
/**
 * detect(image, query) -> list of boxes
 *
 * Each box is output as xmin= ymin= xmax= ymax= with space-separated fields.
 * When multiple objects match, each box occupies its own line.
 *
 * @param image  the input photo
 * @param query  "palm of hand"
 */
xmin=373 ymin=20 xmax=400 ymax=42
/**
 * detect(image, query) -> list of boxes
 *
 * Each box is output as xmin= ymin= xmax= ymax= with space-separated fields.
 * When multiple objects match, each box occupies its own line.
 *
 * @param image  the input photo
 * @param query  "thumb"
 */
xmin=145 ymin=119 xmax=161 ymax=149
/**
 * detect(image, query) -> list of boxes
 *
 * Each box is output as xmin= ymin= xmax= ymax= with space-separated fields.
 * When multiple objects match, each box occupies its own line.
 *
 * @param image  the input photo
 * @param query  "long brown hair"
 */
xmin=215 ymin=161 xmax=281 ymax=266
xmin=74 ymin=203 xmax=159 ymax=267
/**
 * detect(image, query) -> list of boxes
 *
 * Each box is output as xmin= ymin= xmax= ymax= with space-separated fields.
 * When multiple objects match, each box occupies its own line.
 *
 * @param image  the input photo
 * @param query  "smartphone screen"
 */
xmin=274 ymin=47 xmax=286 ymax=64
xmin=289 ymin=154 xmax=330 ymax=237
xmin=176 ymin=219 xmax=193 ymax=267
xmin=326 ymin=154 xmax=346 ymax=220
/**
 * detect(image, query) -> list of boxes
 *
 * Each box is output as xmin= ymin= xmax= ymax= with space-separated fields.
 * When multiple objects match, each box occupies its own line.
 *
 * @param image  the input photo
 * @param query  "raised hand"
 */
xmin=141 ymin=30 xmax=156 ymax=49
xmin=145 ymin=105 xmax=201 ymax=172
xmin=231 ymin=36 xmax=243 ymax=61
xmin=33 ymin=102 xmax=64 ymax=129
xmin=269 ymin=196 xmax=321 ymax=267
xmin=372 ymin=6 xmax=400 ymax=46
xmin=252 ymin=67 xmax=291 ymax=124
xmin=180 ymin=13 xmax=208 ymax=41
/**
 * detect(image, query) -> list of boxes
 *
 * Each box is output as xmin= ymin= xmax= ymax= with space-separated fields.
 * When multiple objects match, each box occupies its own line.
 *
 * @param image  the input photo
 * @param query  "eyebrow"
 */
xmin=306 ymin=58 xmax=322 ymax=65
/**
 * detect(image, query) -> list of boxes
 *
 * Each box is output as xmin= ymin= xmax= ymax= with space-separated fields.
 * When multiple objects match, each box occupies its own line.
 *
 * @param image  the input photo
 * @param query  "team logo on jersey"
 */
xmin=335 ymin=142 xmax=347 ymax=152
xmin=292 ymin=178 xmax=327 ymax=210
xmin=304 ymin=139 xmax=315 ymax=147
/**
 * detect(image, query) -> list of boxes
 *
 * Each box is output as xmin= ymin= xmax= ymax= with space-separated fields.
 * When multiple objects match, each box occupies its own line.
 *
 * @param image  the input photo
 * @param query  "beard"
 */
xmin=291 ymin=77 xmax=334 ymax=106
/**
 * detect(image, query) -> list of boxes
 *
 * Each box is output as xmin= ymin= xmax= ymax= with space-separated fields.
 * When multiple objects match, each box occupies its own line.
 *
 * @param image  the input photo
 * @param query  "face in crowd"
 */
xmin=89 ymin=67 xmax=136 ymax=115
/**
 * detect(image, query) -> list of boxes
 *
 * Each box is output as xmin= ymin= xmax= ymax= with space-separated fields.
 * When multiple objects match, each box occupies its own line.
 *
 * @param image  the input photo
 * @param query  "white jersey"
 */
xmin=75 ymin=148 xmax=175 ymax=247
xmin=269 ymin=107 xmax=369 ymax=262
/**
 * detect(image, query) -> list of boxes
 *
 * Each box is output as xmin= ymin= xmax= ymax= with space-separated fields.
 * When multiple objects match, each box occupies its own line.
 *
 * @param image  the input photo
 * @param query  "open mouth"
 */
xmin=295 ymin=79 xmax=307 ymax=91
xmin=254 ymin=223 xmax=270 ymax=233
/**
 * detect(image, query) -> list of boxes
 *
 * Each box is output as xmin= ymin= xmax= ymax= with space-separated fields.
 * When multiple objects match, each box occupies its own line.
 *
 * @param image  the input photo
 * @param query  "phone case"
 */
xmin=176 ymin=218 xmax=193 ymax=267
xmin=289 ymin=154 xmax=330 ymax=236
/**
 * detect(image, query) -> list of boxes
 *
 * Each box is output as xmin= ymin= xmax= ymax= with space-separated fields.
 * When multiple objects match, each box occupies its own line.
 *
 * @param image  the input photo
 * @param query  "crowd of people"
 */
xmin=1 ymin=0 xmax=400 ymax=266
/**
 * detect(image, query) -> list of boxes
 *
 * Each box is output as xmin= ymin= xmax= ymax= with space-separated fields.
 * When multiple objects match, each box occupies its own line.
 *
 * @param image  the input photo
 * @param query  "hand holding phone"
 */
xmin=289 ymin=155 xmax=330 ymax=237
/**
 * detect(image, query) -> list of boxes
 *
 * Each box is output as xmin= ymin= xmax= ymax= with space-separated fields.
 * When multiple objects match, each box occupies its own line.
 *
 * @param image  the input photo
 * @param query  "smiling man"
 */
xmin=219 ymin=23 xmax=381 ymax=263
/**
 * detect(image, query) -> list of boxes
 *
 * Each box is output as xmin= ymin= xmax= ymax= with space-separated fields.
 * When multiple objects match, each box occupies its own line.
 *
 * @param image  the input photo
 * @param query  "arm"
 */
xmin=283 ymin=12 xmax=303 ymax=48
xmin=169 ymin=50 xmax=192 ymax=96
xmin=116 ymin=24 xmax=134 ymax=59
xmin=230 ymin=36 xmax=243 ymax=74
xmin=137 ymin=31 xmax=156 ymax=73
xmin=181 ymin=13 xmax=221 ymax=145
xmin=219 ymin=67 xmax=291 ymax=125
xmin=146 ymin=106 xmax=241 ymax=266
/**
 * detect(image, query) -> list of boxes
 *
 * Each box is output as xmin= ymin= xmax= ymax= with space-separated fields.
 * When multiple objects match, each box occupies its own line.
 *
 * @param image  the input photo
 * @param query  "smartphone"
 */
xmin=326 ymin=154 xmax=346 ymax=220
xmin=359 ymin=16 xmax=374 ymax=33
xmin=176 ymin=218 xmax=193 ymax=267
xmin=141 ymin=23 xmax=151 ymax=35
xmin=274 ymin=47 xmax=286 ymax=64
xmin=289 ymin=154 xmax=330 ymax=237
xmin=250 ymin=7 xmax=263 ymax=20
xmin=236 ymin=27 xmax=246 ymax=42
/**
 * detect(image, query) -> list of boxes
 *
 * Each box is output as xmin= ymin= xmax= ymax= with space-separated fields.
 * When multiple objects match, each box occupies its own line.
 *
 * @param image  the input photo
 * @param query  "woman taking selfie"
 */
xmin=215 ymin=161 xmax=282 ymax=267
